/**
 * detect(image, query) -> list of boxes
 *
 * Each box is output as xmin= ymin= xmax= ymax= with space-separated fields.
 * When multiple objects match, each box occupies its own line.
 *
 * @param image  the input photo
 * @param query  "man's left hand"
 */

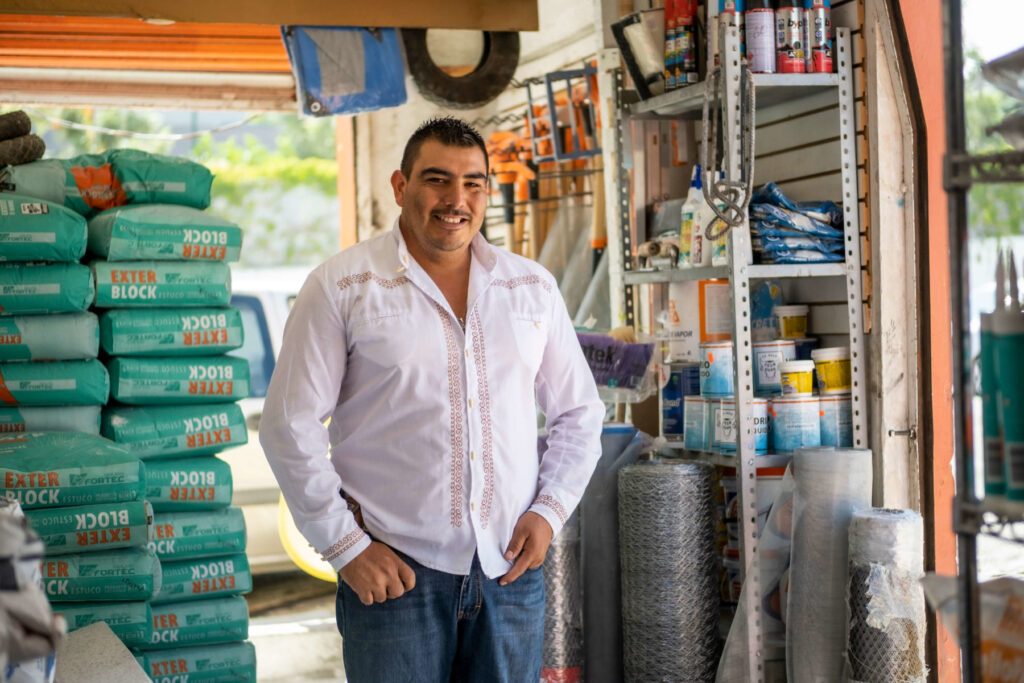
xmin=499 ymin=511 xmax=553 ymax=586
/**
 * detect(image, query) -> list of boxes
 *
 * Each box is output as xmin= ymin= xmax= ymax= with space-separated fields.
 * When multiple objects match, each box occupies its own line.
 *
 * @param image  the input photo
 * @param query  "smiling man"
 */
xmin=259 ymin=117 xmax=604 ymax=682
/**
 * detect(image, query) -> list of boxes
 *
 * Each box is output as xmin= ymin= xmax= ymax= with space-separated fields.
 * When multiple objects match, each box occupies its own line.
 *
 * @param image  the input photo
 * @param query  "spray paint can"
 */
xmin=775 ymin=1 xmax=806 ymax=73
xmin=678 ymin=0 xmax=699 ymax=84
xmin=715 ymin=0 xmax=747 ymax=66
xmin=745 ymin=0 xmax=776 ymax=73
xmin=665 ymin=0 xmax=678 ymax=90
xmin=805 ymin=0 xmax=832 ymax=72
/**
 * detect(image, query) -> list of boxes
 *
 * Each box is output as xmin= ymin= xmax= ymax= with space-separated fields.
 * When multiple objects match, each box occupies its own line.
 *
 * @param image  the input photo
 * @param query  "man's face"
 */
xmin=391 ymin=139 xmax=488 ymax=262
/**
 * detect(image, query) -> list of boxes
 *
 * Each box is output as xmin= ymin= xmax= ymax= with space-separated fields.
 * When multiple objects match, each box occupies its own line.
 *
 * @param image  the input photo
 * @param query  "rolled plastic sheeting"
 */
xmin=619 ymin=461 xmax=719 ymax=682
xmin=148 ymin=507 xmax=246 ymax=560
xmin=538 ymin=200 xmax=590 ymax=284
xmin=90 ymin=260 xmax=231 ymax=308
xmin=0 ymin=405 xmax=101 ymax=435
xmin=787 ymin=447 xmax=872 ymax=683
xmin=40 ymin=547 xmax=162 ymax=602
xmin=101 ymin=403 xmax=248 ymax=460
xmin=51 ymin=601 xmax=154 ymax=649
xmin=88 ymin=204 xmax=242 ymax=262
xmin=847 ymin=508 xmax=927 ymax=683
xmin=541 ymin=511 xmax=582 ymax=683
xmin=0 ymin=359 xmax=109 ymax=406
xmin=143 ymin=595 xmax=249 ymax=650
xmin=99 ymin=307 xmax=244 ymax=357
xmin=0 ymin=263 xmax=94 ymax=315
xmin=0 ymin=312 xmax=99 ymax=362
xmin=144 ymin=456 xmax=233 ymax=512
xmin=151 ymin=552 xmax=252 ymax=604
xmin=0 ymin=193 xmax=87 ymax=263
xmin=107 ymin=355 xmax=250 ymax=405
xmin=573 ymin=248 xmax=611 ymax=331
xmin=558 ymin=207 xmax=596 ymax=320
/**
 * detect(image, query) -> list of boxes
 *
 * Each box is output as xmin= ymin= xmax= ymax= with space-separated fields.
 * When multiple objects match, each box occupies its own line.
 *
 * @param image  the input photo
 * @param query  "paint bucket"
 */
xmin=662 ymin=363 xmax=700 ymax=440
xmin=753 ymin=339 xmax=796 ymax=396
xmin=994 ymin=312 xmax=1024 ymax=500
xmin=683 ymin=396 xmax=710 ymax=452
xmin=819 ymin=392 xmax=853 ymax=447
xmin=811 ymin=346 xmax=851 ymax=393
xmin=780 ymin=359 xmax=816 ymax=396
xmin=752 ymin=398 xmax=770 ymax=453
xmin=792 ymin=337 xmax=819 ymax=361
xmin=699 ymin=341 xmax=735 ymax=398
xmin=980 ymin=313 xmax=1004 ymax=496
xmin=712 ymin=399 xmax=737 ymax=453
xmin=770 ymin=395 xmax=821 ymax=454
xmin=773 ymin=304 xmax=809 ymax=339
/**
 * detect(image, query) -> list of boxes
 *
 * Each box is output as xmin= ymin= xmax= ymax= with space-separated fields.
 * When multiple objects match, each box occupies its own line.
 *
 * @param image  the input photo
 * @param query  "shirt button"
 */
xmin=470 ymin=451 xmax=476 ymax=460
xmin=465 ymin=349 xmax=470 ymax=358
xmin=471 ymin=502 xmax=476 ymax=512
xmin=469 ymin=397 xmax=474 ymax=408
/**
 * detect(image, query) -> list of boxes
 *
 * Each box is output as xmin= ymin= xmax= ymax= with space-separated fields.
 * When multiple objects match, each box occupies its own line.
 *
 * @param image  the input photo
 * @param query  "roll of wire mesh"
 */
xmin=618 ymin=461 xmax=718 ymax=682
xmin=542 ymin=511 xmax=583 ymax=683
xmin=847 ymin=508 xmax=927 ymax=683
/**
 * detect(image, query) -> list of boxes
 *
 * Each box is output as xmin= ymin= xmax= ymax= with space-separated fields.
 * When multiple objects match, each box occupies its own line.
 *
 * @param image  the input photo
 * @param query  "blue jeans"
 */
xmin=335 ymin=550 xmax=545 ymax=683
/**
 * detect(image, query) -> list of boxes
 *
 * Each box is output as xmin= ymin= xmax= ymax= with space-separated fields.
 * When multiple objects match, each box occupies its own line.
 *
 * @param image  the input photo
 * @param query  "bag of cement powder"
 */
xmin=91 ymin=260 xmax=230 ymax=308
xmin=149 ymin=507 xmax=246 ymax=560
xmin=0 ymin=431 xmax=145 ymax=508
xmin=0 ymin=193 xmax=87 ymax=263
xmin=88 ymin=204 xmax=242 ymax=262
xmin=50 ymin=600 xmax=154 ymax=649
xmin=144 ymin=641 xmax=256 ymax=683
xmin=0 ymin=263 xmax=94 ymax=315
xmin=100 ymin=403 xmax=247 ymax=460
xmin=0 ymin=405 xmax=101 ymax=435
xmin=41 ymin=547 xmax=162 ymax=602
xmin=99 ymin=307 xmax=244 ymax=357
xmin=151 ymin=553 xmax=251 ymax=604
xmin=143 ymin=595 xmax=248 ymax=650
xmin=0 ymin=359 xmax=109 ymax=406
xmin=24 ymin=500 xmax=153 ymax=555
xmin=144 ymin=457 xmax=232 ymax=512
xmin=0 ymin=312 xmax=99 ymax=361
xmin=108 ymin=356 xmax=250 ymax=405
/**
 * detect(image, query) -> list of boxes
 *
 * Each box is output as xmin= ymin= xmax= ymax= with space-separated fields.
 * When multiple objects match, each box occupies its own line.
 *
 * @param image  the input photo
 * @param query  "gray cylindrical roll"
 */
xmin=542 ymin=512 xmax=583 ymax=681
xmin=848 ymin=508 xmax=927 ymax=683
xmin=787 ymin=447 xmax=873 ymax=683
xmin=618 ymin=461 xmax=718 ymax=682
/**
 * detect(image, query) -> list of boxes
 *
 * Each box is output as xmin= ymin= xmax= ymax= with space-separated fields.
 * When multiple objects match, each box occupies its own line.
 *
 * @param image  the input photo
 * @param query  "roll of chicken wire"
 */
xmin=847 ymin=508 xmax=927 ymax=683
xmin=618 ymin=461 xmax=718 ymax=682
xmin=542 ymin=511 xmax=583 ymax=683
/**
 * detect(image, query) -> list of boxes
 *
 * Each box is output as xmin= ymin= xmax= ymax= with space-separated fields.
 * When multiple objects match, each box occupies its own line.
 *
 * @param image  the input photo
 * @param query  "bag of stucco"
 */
xmin=0 ymin=312 xmax=99 ymax=361
xmin=0 ymin=193 xmax=87 ymax=262
xmin=50 ymin=600 xmax=154 ymax=649
xmin=0 ymin=359 xmax=109 ymax=406
xmin=143 ymin=595 xmax=249 ymax=650
xmin=0 ymin=405 xmax=102 ymax=434
xmin=24 ymin=500 xmax=153 ymax=555
xmin=148 ymin=507 xmax=246 ymax=560
xmin=88 ymin=204 xmax=242 ymax=262
xmin=0 ymin=431 xmax=145 ymax=508
xmin=144 ymin=457 xmax=232 ymax=512
xmin=99 ymin=307 xmax=244 ymax=357
xmin=0 ymin=263 xmax=94 ymax=315
xmin=151 ymin=553 xmax=251 ymax=604
xmin=90 ymin=260 xmax=230 ymax=308
xmin=144 ymin=641 xmax=256 ymax=683
xmin=41 ymin=547 xmax=162 ymax=602
xmin=100 ymin=403 xmax=247 ymax=460
xmin=107 ymin=356 xmax=250 ymax=405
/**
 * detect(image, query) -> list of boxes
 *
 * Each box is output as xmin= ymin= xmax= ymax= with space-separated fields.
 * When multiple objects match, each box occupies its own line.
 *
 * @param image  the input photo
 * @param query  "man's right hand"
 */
xmin=338 ymin=541 xmax=416 ymax=606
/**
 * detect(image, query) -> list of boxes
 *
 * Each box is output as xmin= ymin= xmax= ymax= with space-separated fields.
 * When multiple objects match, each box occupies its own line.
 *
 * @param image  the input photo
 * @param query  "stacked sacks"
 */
xmin=0 ymin=191 xmax=106 ymax=435
xmin=749 ymin=182 xmax=845 ymax=265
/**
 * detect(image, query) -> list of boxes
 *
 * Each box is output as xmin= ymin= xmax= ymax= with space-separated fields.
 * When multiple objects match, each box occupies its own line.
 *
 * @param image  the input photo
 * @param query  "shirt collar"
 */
xmin=390 ymin=216 xmax=498 ymax=274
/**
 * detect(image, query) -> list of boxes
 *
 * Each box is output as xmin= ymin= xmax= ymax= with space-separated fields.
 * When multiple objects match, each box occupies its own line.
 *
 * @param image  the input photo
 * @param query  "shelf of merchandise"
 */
xmin=613 ymin=26 xmax=866 ymax=683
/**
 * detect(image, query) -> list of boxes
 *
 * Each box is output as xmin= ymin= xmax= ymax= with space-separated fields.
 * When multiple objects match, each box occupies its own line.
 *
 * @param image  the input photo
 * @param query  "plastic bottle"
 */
xmin=679 ymin=165 xmax=703 ymax=266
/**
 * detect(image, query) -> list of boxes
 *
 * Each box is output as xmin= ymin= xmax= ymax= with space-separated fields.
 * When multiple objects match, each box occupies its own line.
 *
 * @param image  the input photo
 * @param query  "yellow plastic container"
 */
xmin=811 ymin=346 xmax=852 ymax=393
xmin=773 ymin=304 xmax=809 ymax=339
xmin=779 ymin=360 xmax=815 ymax=395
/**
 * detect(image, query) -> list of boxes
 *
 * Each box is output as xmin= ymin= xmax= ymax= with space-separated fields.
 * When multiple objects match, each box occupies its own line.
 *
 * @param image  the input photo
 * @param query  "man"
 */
xmin=259 ymin=116 xmax=604 ymax=682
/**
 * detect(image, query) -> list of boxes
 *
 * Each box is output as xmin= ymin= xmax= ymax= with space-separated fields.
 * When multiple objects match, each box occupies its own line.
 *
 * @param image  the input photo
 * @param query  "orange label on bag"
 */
xmin=69 ymin=163 xmax=127 ymax=211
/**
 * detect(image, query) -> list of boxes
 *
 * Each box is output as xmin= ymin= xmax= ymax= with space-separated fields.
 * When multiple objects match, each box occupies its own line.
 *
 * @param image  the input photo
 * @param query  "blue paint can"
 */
xmin=699 ymin=341 xmax=735 ymax=398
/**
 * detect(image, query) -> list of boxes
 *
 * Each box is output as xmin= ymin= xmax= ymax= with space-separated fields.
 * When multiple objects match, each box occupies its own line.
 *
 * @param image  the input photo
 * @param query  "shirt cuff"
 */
xmin=318 ymin=528 xmax=372 ymax=572
xmin=529 ymin=493 xmax=571 ymax=538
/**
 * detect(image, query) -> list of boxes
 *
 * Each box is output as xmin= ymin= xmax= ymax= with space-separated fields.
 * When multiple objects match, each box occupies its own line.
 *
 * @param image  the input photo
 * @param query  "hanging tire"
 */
xmin=0 ymin=111 xmax=31 ymax=143
xmin=0 ymin=134 xmax=45 ymax=167
xmin=401 ymin=29 xmax=520 ymax=110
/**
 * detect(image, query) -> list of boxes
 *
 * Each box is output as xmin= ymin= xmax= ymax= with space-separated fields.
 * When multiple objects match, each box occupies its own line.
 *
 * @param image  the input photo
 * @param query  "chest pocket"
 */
xmin=350 ymin=313 xmax=418 ymax=368
xmin=509 ymin=314 xmax=547 ymax=373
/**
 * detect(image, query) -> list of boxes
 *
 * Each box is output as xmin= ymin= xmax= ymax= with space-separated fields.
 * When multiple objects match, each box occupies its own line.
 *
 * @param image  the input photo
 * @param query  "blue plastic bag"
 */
xmin=751 ymin=182 xmax=844 ymax=228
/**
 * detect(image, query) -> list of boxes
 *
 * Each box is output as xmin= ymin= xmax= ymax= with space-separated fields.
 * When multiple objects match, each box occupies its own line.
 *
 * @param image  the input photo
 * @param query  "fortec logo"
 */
xmin=74 ymin=507 xmax=132 ymax=546
xmin=181 ymin=314 xmax=229 ymax=347
xmin=191 ymin=558 xmax=236 ymax=595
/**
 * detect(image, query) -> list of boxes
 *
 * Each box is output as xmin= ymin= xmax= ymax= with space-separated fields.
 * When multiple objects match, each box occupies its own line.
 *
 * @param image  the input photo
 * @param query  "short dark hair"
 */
xmin=400 ymin=116 xmax=488 ymax=178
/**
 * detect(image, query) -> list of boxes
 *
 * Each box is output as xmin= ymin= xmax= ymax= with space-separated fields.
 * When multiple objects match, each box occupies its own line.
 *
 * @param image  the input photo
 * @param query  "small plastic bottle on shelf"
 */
xmin=679 ymin=165 xmax=704 ymax=267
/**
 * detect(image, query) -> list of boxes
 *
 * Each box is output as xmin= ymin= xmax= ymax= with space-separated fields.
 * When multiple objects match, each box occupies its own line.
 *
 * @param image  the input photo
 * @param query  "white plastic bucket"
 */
xmin=712 ymin=399 xmax=737 ymax=453
xmin=752 ymin=339 xmax=796 ymax=396
xmin=752 ymin=398 xmax=769 ymax=453
xmin=773 ymin=304 xmax=809 ymax=339
xmin=811 ymin=346 xmax=851 ymax=393
xmin=770 ymin=395 xmax=821 ymax=453
xmin=780 ymin=359 xmax=816 ymax=396
xmin=683 ymin=396 xmax=710 ymax=451
xmin=819 ymin=392 xmax=853 ymax=447
xmin=699 ymin=341 xmax=735 ymax=398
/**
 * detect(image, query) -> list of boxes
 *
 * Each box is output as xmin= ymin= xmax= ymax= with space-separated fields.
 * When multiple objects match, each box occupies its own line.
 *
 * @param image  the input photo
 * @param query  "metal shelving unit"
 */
xmin=613 ymin=26 xmax=866 ymax=682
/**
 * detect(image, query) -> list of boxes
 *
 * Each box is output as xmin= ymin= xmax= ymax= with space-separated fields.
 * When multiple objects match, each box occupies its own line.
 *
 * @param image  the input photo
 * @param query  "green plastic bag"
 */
xmin=144 ymin=641 xmax=256 ymax=683
xmin=108 ymin=356 xmax=250 ymax=405
xmin=24 ymin=500 xmax=153 ymax=555
xmin=99 ymin=307 xmax=243 ymax=357
xmin=88 ymin=204 xmax=242 ymax=262
xmin=0 ymin=263 xmax=94 ymax=315
xmin=0 ymin=405 xmax=101 ymax=434
xmin=145 ymin=456 xmax=232 ymax=512
xmin=0 ymin=193 xmax=87 ymax=262
xmin=149 ymin=507 xmax=246 ymax=560
xmin=151 ymin=552 xmax=251 ymax=604
xmin=41 ymin=547 xmax=162 ymax=602
xmin=101 ymin=403 xmax=247 ymax=460
xmin=0 ymin=312 xmax=99 ymax=361
xmin=0 ymin=431 xmax=145 ymax=508
xmin=91 ymin=260 xmax=230 ymax=308
xmin=143 ymin=595 xmax=248 ymax=650
xmin=51 ymin=600 xmax=154 ymax=649
xmin=0 ymin=359 xmax=109 ymax=406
